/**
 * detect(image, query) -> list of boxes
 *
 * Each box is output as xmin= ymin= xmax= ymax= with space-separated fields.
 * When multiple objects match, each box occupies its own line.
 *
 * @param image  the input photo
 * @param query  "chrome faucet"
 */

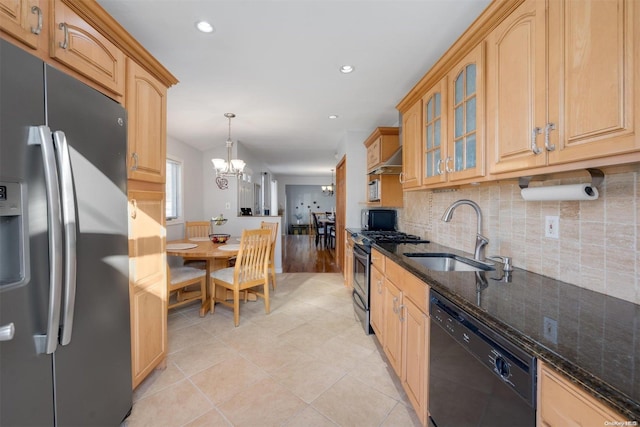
xmin=441 ymin=199 xmax=489 ymax=262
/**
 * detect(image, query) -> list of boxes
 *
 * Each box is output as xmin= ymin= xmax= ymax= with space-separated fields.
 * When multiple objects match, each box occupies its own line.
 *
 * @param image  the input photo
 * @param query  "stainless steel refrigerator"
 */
xmin=0 ymin=40 xmax=132 ymax=426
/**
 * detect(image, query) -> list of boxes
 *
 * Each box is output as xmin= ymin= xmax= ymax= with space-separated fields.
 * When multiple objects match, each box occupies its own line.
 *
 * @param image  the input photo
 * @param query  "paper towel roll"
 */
xmin=520 ymin=184 xmax=599 ymax=201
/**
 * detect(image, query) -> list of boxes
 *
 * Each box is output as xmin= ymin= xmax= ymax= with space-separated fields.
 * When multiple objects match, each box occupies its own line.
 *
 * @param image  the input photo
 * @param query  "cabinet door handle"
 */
xmin=399 ymin=304 xmax=406 ymax=322
xmin=444 ymin=156 xmax=454 ymax=173
xmin=130 ymin=199 xmax=137 ymax=219
xmin=392 ymin=296 xmax=399 ymax=314
xmin=30 ymin=6 xmax=42 ymax=35
xmin=58 ymin=22 xmax=69 ymax=49
xmin=531 ymin=127 xmax=543 ymax=154
xmin=544 ymin=123 xmax=556 ymax=151
xmin=436 ymin=158 xmax=444 ymax=175
xmin=131 ymin=152 xmax=139 ymax=171
xmin=398 ymin=172 xmax=404 ymax=184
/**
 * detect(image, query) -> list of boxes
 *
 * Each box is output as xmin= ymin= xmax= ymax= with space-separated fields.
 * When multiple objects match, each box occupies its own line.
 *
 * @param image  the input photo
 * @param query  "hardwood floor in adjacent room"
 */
xmin=282 ymin=235 xmax=340 ymax=273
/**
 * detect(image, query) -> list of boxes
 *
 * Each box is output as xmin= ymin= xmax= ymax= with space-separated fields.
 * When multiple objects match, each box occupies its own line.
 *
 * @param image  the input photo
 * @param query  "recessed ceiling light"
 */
xmin=339 ymin=65 xmax=355 ymax=74
xmin=195 ymin=21 xmax=214 ymax=33
xmin=328 ymin=115 xmax=339 ymax=119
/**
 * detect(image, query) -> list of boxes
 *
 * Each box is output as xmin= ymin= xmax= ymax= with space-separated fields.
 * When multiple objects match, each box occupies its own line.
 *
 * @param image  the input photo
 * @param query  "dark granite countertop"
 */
xmin=361 ymin=236 xmax=640 ymax=421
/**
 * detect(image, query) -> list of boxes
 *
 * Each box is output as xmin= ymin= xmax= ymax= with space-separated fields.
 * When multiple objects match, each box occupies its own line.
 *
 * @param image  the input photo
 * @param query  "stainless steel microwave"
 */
xmin=368 ymin=179 xmax=380 ymax=202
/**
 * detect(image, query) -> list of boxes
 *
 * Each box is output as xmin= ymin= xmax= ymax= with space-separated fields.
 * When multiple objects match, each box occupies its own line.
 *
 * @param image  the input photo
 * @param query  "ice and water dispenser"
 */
xmin=0 ymin=181 xmax=28 ymax=288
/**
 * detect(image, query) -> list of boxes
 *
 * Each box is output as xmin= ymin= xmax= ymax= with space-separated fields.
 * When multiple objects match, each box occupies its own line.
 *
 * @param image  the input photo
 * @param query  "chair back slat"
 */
xmin=235 ymin=229 xmax=272 ymax=284
xmin=185 ymin=221 xmax=210 ymax=238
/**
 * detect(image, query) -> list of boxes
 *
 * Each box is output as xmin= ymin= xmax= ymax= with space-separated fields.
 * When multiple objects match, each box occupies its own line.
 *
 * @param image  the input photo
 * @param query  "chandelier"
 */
xmin=322 ymin=169 xmax=335 ymax=196
xmin=211 ymin=113 xmax=246 ymax=178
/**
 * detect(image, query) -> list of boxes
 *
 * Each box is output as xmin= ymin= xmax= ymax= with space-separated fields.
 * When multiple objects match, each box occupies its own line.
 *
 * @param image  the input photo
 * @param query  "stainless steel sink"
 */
xmin=403 ymin=253 xmax=494 ymax=272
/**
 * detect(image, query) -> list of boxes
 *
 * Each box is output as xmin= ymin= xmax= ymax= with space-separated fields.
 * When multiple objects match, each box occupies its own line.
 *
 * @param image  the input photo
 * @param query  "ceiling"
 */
xmin=97 ymin=0 xmax=491 ymax=177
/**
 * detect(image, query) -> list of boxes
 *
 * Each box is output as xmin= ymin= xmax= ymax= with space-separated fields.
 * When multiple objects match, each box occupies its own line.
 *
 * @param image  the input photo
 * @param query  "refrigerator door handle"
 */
xmin=53 ymin=131 xmax=77 ymax=346
xmin=28 ymin=126 xmax=63 ymax=354
xmin=0 ymin=323 xmax=15 ymax=341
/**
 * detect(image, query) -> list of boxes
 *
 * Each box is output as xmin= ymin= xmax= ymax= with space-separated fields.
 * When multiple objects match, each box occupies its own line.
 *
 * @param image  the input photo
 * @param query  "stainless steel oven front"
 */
xmin=352 ymin=243 xmax=373 ymax=334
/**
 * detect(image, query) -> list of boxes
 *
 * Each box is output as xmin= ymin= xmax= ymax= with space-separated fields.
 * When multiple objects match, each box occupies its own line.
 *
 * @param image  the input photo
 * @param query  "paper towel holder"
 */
xmin=518 ymin=168 xmax=604 ymax=190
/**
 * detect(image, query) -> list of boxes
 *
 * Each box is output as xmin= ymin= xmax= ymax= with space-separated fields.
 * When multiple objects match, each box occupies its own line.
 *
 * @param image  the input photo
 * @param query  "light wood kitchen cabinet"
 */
xmin=368 ymin=174 xmax=403 ymax=207
xmin=364 ymin=128 xmax=403 ymax=207
xmin=128 ymin=190 xmax=167 ymax=389
xmin=538 ymin=362 xmax=624 ymax=426
xmin=445 ymin=43 xmax=485 ymax=183
xmin=0 ymin=0 xmax=44 ymax=50
xmin=382 ymin=276 xmax=403 ymax=376
xmin=371 ymin=252 xmax=430 ymax=426
xmin=421 ymin=77 xmax=448 ymax=186
xmin=365 ymin=127 xmax=400 ymax=172
xmin=486 ymin=0 xmax=546 ymax=174
xmin=488 ymin=0 xmax=639 ymax=175
xmin=369 ymin=249 xmax=385 ymax=337
xmin=51 ymin=0 xmax=125 ymax=97
xmin=401 ymin=100 xmax=423 ymax=190
xmin=546 ymin=0 xmax=639 ymax=164
xmin=402 ymin=42 xmax=485 ymax=190
xmin=126 ymin=58 xmax=167 ymax=183
xmin=402 ymin=296 xmax=429 ymax=425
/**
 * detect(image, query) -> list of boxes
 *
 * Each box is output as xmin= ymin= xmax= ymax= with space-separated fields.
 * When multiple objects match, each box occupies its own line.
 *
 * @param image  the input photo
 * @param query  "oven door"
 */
xmin=352 ymin=244 xmax=372 ymax=334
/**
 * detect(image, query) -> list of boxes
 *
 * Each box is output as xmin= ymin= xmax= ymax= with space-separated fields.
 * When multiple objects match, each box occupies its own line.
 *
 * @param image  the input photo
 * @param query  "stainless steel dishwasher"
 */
xmin=429 ymin=290 xmax=536 ymax=427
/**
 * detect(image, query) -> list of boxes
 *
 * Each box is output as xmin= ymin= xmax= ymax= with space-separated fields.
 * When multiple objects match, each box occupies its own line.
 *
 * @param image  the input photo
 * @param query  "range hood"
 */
xmin=369 ymin=147 xmax=402 ymax=175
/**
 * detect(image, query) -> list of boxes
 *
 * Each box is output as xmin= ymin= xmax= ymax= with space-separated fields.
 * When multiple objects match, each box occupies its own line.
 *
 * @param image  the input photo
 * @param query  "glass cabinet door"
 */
xmin=453 ymin=64 xmax=476 ymax=171
xmin=422 ymin=77 xmax=447 ymax=185
xmin=447 ymin=44 xmax=485 ymax=182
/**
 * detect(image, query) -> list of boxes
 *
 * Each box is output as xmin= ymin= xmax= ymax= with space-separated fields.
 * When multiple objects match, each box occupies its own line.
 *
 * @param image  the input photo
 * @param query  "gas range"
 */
xmin=353 ymin=230 xmax=430 ymax=247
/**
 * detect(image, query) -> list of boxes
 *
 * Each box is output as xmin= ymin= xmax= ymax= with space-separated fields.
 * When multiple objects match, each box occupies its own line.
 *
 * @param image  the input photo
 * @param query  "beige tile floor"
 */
xmin=123 ymin=272 xmax=422 ymax=427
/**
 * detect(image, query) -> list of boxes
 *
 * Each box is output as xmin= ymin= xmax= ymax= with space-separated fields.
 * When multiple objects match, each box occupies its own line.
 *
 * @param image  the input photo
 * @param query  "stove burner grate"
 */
xmin=359 ymin=231 xmax=430 ymax=244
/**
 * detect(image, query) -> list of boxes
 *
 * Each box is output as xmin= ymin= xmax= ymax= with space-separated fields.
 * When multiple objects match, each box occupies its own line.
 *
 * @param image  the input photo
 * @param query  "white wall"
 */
xmin=166 ymin=135 xmax=204 ymax=241
xmin=336 ymin=130 xmax=369 ymax=229
xmin=285 ymin=184 xmax=335 ymax=234
xmin=276 ymin=175 xmax=336 ymax=233
xmin=200 ymin=140 xmax=283 ymax=272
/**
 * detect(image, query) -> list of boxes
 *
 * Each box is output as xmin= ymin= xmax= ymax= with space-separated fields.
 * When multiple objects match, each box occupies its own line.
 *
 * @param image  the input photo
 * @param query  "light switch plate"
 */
xmin=545 ymin=216 xmax=559 ymax=239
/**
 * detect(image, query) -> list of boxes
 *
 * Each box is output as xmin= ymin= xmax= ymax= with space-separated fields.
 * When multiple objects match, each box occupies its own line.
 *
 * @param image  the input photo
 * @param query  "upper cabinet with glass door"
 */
xmin=421 ymin=77 xmax=447 ymax=186
xmin=402 ymin=44 xmax=485 ymax=190
xmin=446 ymin=43 xmax=485 ymax=183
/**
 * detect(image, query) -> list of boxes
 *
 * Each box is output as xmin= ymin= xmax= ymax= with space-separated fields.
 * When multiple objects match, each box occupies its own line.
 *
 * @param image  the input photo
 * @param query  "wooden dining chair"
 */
xmin=166 ymin=261 xmax=207 ymax=312
xmin=260 ymin=221 xmax=279 ymax=290
xmin=185 ymin=221 xmax=210 ymax=238
xmin=210 ymin=228 xmax=272 ymax=326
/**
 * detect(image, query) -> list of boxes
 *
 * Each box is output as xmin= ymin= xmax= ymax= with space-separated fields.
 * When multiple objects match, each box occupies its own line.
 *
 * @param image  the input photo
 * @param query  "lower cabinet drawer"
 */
xmin=402 ymin=271 xmax=427 ymax=313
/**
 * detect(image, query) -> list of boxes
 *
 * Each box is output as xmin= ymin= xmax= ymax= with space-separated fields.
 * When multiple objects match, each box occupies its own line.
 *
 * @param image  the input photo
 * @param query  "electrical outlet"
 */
xmin=225 ymin=202 xmax=231 ymax=210
xmin=543 ymin=316 xmax=558 ymax=344
xmin=545 ymin=215 xmax=559 ymax=239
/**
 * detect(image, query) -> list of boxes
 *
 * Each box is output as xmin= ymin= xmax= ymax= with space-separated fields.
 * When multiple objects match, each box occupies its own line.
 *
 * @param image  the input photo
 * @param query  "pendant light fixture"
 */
xmin=322 ymin=169 xmax=335 ymax=196
xmin=211 ymin=113 xmax=246 ymax=179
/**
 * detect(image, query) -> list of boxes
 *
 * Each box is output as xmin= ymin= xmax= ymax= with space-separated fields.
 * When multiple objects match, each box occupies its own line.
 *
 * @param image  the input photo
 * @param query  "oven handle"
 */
xmin=353 ymin=245 xmax=369 ymax=263
xmin=352 ymin=289 xmax=367 ymax=311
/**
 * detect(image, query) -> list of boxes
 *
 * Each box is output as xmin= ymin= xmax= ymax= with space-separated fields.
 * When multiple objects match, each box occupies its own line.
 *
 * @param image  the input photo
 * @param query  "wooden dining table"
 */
xmin=166 ymin=238 xmax=240 ymax=316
